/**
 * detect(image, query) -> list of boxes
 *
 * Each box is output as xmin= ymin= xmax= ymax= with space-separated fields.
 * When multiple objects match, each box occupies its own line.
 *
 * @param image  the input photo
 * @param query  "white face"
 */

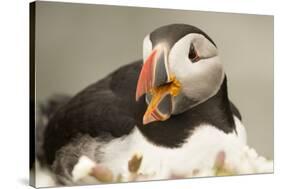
xmin=168 ymin=33 xmax=224 ymax=106
xmin=143 ymin=33 xmax=224 ymax=114
xmin=143 ymin=35 xmax=153 ymax=61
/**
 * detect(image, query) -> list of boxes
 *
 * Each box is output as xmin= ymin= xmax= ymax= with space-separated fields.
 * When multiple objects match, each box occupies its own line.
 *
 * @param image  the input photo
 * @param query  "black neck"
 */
xmin=135 ymin=76 xmax=235 ymax=148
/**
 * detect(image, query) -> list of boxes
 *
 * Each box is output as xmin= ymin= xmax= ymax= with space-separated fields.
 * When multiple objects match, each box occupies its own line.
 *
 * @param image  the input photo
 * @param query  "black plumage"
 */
xmin=150 ymin=24 xmax=216 ymax=49
xmin=43 ymin=60 xmax=241 ymax=165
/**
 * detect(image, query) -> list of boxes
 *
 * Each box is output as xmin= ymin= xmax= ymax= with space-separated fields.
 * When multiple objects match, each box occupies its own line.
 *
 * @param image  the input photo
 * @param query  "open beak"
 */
xmin=136 ymin=47 xmax=181 ymax=125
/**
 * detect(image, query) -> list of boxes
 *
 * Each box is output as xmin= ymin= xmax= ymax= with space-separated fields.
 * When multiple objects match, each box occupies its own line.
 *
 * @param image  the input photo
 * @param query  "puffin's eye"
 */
xmin=188 ymin=43 xmax=200 ymax=63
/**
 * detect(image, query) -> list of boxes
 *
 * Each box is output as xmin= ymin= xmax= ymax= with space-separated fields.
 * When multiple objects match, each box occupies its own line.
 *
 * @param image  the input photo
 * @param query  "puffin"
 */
xmin=38 ymin=24 xmax=247 ymax=185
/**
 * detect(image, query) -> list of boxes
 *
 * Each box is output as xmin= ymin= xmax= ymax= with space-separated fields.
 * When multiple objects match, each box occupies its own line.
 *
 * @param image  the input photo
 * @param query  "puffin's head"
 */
xmin=136 ymin=24 xmax=224 ymax=125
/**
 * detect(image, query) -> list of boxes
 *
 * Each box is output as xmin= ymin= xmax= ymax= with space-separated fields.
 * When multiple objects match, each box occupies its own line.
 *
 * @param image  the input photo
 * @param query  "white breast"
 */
xmin=98 ymin=116 xmax=248 ymax=180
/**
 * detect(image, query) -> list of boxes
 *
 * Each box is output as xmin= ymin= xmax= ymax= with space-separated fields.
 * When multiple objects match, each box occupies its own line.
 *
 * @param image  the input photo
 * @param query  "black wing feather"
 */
xmin=43 ymin=61 xmax=142 ymax=164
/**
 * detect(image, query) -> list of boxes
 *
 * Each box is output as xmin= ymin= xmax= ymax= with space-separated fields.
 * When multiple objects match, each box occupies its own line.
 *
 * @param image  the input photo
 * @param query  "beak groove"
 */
xmin=135 ymin=49 xmax=157 ymax=101
xmin=136 ymin=46 xmax=176 ymax=125
xmin=143 ymin=93 xmax=172 ymax=125
xmin=136 ymin=48 xmax=170 ymax=101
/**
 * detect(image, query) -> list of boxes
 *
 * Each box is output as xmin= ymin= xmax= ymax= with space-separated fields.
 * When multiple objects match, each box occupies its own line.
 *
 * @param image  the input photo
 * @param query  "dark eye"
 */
xmin=188 ymin=43 xmax=200 ymax=63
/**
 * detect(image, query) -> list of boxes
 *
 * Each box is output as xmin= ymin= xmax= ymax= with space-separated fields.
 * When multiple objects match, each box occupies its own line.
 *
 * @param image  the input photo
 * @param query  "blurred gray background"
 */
xmin=35 ymin=2 xmax=273 ymax=159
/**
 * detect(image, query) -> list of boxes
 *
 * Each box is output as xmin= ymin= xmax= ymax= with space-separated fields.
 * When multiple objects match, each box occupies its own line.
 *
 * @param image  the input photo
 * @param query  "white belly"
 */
xmin=99 ymin=116 xmax=247 ymax=180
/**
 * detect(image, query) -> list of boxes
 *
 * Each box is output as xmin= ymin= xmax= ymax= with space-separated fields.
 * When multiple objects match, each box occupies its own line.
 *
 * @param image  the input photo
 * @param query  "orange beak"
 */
xmin=136 ymin=47 xmax=181 ymax=125
xmin=136 ymin=49 xmax=158 ymax=101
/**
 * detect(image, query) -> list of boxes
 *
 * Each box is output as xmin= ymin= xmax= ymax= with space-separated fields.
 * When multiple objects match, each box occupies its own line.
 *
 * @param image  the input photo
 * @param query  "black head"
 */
xmin=149 ymin=24 xmax=216 ymax=49
xmin=136 ymin=24 xmax=224 ymax=124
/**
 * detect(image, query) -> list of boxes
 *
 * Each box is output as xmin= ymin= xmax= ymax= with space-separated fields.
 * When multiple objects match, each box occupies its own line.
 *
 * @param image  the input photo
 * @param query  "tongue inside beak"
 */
xmin=142 ymin=76 xmax=181 ymax=125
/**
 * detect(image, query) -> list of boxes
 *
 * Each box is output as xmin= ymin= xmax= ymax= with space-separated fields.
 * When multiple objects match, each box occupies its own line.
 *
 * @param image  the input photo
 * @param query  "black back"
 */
xmin=43 ymin=61 xmax=240 ymax=165
xmin=43 ymin=61 xmax=141 ymax=164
